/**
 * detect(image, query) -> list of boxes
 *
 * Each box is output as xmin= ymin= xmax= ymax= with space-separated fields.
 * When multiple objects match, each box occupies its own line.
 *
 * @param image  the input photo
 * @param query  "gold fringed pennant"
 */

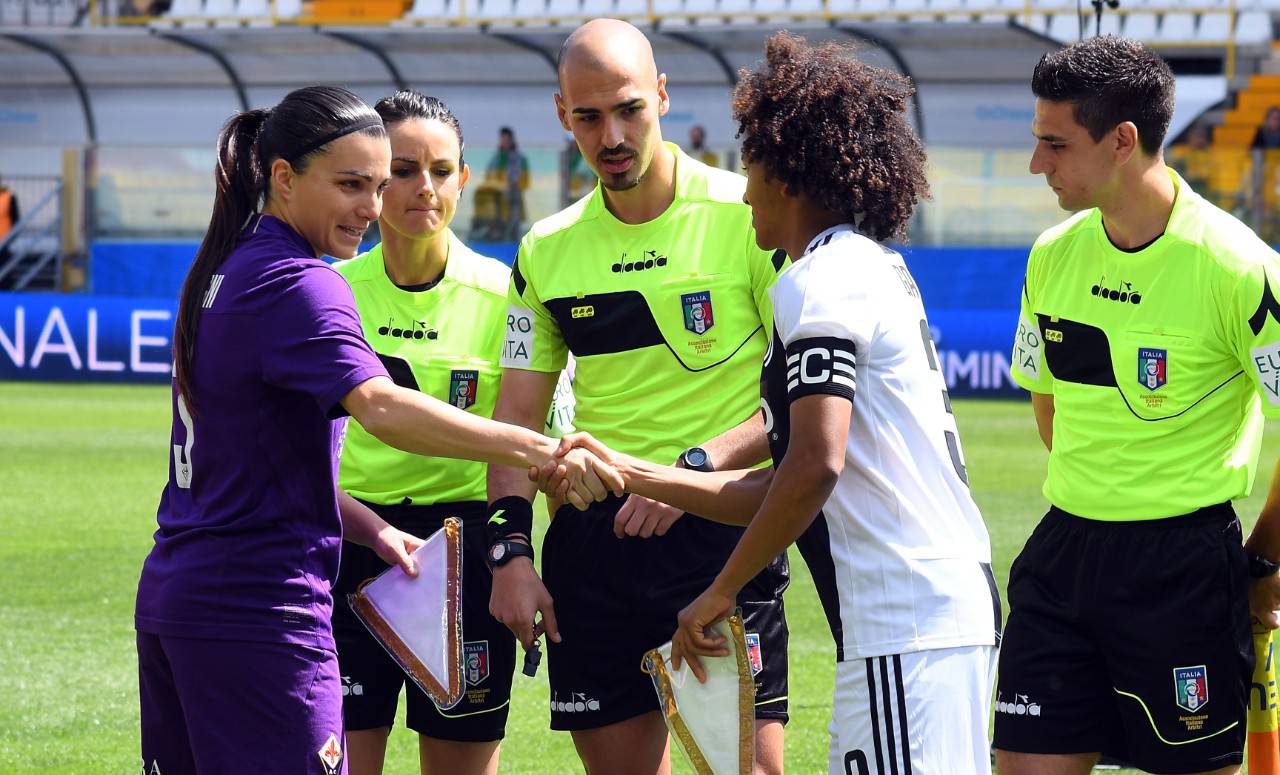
xmin=349 ymin=517 xmax=464 ymax=710
xmin=641 ymin=611 xmax=755 ymax=775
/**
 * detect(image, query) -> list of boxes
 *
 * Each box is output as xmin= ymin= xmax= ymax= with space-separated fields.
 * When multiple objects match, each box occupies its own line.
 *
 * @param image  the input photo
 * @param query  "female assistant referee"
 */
xmin=134 ymin=85 xmax=617 ymax=775
xmin=329 ymin=91 xmax=523 ymax=775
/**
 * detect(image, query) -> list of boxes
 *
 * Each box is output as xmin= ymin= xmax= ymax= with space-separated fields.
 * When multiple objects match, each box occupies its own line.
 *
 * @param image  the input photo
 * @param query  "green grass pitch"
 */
xmin=1 ymin=381 xmax=1276 ymax=774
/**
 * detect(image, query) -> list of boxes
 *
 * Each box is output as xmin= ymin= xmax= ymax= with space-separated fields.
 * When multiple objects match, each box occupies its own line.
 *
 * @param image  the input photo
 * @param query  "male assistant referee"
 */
xmin=484 ymin=18 xmax=790 ymax=775
xmin=996 ymin=36 xmax=1280 ymax=775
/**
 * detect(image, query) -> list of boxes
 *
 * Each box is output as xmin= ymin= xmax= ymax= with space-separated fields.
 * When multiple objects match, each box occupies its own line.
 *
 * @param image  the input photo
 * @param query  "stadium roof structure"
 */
xmin=1 ymin=20 xmax=1060 ymax=142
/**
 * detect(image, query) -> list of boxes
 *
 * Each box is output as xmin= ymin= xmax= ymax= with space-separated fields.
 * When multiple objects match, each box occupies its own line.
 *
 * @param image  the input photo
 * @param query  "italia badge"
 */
xmin=465 ymin=640 xmax=490 ymax=685
xmin=449 ymin=370 xmax=478 ymax=410
xmin=1138 ymin=347 xmax=1167 ymax=391
xmin=681 ymin=291 xmax=714 ymax=336
xmin=1174 ymin=665 xmax=1208 ymax=713
xmin=745 ymin=632 xmax=763 ymax=677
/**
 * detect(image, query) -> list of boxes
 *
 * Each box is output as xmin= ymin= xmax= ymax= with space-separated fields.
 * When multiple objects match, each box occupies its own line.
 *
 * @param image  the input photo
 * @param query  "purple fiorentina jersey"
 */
xmin=135 ymin=215 xmax=388 ymax=651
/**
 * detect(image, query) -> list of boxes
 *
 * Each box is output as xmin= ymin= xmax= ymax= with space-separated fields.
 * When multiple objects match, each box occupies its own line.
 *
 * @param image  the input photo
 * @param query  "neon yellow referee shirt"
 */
xmin=1011 ymin=169 xmax=1280 ymax=520
xmin=501 ymin=143 xmax=787 ymax=464
xmin=336 ymin=232 xmax=510 ymax=505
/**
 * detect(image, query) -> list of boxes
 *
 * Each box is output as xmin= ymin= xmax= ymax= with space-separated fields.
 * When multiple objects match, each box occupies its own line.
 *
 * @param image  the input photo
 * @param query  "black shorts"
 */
xmin=993 ymin=503 xmax=1253 ymax=773
xmin=331 ymin=501 xmax=515 ymax=742
xmin=541 ymin=495 xmax=790 ymax=731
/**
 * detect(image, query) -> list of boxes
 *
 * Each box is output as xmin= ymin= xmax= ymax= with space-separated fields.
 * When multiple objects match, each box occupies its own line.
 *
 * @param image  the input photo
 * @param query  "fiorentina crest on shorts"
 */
xmin=745 ymin=632 xmax=763 ymax=677
xmin=465 ymin=640 xmax=489 ymax=685
xmin=681 ymin=291 xmax=714 ymax=336
xmin=1174 ymin=665 xmax=1208 ymax=713
xmin=449 ymin=370 xmax=478 ymax=410
xmin=1138 ymin=348 xmax=1167 ymax=391
xmin=317 ymin=732 xmax=343 ymax=775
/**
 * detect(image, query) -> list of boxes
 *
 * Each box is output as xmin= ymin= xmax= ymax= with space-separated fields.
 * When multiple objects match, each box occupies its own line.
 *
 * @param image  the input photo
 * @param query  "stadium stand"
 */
xmin=0 ymin=0 xmax=1275 ymax=294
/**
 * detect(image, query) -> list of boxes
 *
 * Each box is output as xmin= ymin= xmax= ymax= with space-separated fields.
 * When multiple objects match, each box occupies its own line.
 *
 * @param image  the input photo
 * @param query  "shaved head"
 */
xmin=554 ymin=19 xmax=671 ymax=200
xmin=558 ymin=18 xmax=658 ymax=92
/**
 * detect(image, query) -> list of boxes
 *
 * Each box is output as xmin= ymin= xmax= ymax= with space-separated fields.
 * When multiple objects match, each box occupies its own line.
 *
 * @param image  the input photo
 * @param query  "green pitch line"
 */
xmin=0 ymin=382 xmax=1274 ymax=774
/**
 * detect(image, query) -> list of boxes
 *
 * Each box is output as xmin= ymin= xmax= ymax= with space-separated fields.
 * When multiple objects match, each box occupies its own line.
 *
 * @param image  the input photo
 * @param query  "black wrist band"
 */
xmin=486 ymin=496 xmax=534 ymax=546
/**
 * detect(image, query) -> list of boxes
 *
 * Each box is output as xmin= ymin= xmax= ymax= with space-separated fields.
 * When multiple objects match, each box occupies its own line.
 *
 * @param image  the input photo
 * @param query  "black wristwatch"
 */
xmin=487 ymin=540 xmax=535 ymax=570
xmin=1250 ymin=554 xmax=1280 ymax=579
xmin=679 ymin=446 xmax=715 ymax=473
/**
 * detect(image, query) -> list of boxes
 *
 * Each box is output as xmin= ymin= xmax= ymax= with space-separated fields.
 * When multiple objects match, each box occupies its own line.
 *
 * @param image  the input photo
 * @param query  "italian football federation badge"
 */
xmin=681 ymin=291 xmax=714 ymax=336
xmin=465 ymin=640 xmax=490 ymax=685
xmin=1138 ymin=347 xmax=1167 ymax=391
xmin=1174 ymin=665 xmax=1208 ymax=713
xmin=449 ymin=370 xmax=478 ymax=410
xmin=745 ymin=632 xmax=763 ymax=677
xmin=317 ymin=732 xmax=343 ymax=775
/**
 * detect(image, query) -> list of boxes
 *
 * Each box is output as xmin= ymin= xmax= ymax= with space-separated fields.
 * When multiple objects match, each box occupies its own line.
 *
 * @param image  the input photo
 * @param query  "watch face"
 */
xmin=686 ymin=448 xmax=708 ymax=467
xmin=491 ymin=543 xmax=506 ymax=563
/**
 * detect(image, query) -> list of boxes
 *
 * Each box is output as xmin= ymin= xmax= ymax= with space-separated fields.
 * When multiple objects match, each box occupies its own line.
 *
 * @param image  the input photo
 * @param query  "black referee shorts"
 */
xmin=541 ymin=495 xmax=790 ymax=732
xmin=331 ymin=501 xmax=516 ymax=742
xmin=993 ymin=503 xmax=1252 ymax=773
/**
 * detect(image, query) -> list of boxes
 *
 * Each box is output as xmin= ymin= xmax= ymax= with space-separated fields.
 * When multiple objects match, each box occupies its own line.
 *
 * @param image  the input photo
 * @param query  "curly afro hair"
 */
xmin=733 ymin=32 xmax=929 ymax=243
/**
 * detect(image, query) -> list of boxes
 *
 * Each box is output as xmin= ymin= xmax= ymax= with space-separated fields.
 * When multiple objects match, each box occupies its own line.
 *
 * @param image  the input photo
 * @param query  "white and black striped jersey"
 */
xmin=760 ymin=225 xmax=1000 ymax=661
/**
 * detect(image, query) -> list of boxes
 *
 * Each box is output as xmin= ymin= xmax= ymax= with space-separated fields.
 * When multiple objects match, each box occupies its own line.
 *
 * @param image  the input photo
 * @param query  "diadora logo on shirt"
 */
xmin=612 ymin=250 xmax=668 ymax=273
xmin=995 ymin=691 xmax=1042 ymax=717
xmin=551 ymin=691 xmax=601 ymax=714
xmin=340 ymin=675 xmax=364 ymax=697
xmin=1090 ymin=278 xmax=1142 ymax=304
xmin=141 ymin=758 xmax=164 ymax=775
xmin=376 ymin=316 xmax=438 ymax=341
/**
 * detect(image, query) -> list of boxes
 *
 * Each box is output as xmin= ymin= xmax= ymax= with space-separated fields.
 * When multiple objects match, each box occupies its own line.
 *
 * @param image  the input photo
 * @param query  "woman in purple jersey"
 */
xmin=135 ymin=85 xmax=619 ymax=775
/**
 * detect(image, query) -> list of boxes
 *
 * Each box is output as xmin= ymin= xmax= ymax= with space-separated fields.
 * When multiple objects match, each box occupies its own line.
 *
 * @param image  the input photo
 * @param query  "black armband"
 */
xmin=486 ymin=496 xmax=535 ymax=545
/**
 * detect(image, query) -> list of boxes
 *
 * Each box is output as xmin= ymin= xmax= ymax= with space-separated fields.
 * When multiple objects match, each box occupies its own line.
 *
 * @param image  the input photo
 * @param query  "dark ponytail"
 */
xmin=173 ymin=85 xmax=385 ymax=412
xmin=173 ymin=109 xmax=266 ymax=411
xmin=374 ymin=90 xmax=465 ymax=165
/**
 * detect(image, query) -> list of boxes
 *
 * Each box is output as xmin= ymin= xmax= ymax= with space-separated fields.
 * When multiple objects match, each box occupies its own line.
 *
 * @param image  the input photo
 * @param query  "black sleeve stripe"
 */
xmin=512 ymin=256 xmax=527 ymax=297
xmin=771 ymin=249 xmax=787 ymax=272
xmin=783 ymin=336 xmax=857 ymax=402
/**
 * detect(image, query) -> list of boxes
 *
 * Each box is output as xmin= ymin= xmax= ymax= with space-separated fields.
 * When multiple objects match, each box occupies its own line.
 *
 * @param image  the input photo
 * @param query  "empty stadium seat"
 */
xmin=476 ymin=0 xmax=514 ymax=18
xmin=168 ymin=0 xmax=203 ymax=17
xmin=515 ymin=0 xmax=549 ymax=17
xmin=275 ymin=0 xmax=303 ymax=15
xmin=788 ymin=0 xmax=825 ymax=12
xmin=204 ymin=0 xmax=235 ymax=15
xmin=1196 ymin=10 xmax=1232 ymax=39
xmin=613 ymin=0 xmax=648 ymax=15
xmin=1122 ymin=11 xmax=1158 ymax=39
xmin=1047 ymin=11 xmax=1082 ymax=40
xmin=1158 ymin=11 xmax=1196 ymax=39
xmin=406 ymin=0 xmax=450 ymax=17
xmin=683 ymin=0 xmax=718 ymax=13
xmin=1236 ymin=10 xmax=1272 ymax=41
xmin=580 ymin=0 xmax=614 ymax=15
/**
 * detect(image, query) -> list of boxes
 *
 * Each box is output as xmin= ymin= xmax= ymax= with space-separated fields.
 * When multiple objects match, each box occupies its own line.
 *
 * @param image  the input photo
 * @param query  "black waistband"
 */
xmin=1047 ymin=501 xmax=1235 ymax=530
xmin=357 ymin=498 xmax=487 ymax=525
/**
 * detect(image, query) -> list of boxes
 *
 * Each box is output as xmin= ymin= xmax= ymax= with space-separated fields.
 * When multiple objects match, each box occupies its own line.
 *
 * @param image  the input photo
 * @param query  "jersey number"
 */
xmin=173 ymin=393 xmax=194 ymax=489
xmin=843 ymin=750 xmax=870 ymax=775
xmin=920 ymin=319 xmax=968 ymax=485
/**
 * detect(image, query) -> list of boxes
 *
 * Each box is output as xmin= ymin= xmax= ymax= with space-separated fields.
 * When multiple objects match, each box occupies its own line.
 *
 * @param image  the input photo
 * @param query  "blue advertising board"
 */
xmin=0 ymin=293 xmax=176 ymax=383
xmin=0 ymin=291 xmax=1024 ymax=396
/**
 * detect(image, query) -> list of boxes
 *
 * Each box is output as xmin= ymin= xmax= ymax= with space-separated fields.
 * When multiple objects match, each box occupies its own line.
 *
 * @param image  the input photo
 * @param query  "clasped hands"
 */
xmin=529 ymin=433 xmax=628 ymax=510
